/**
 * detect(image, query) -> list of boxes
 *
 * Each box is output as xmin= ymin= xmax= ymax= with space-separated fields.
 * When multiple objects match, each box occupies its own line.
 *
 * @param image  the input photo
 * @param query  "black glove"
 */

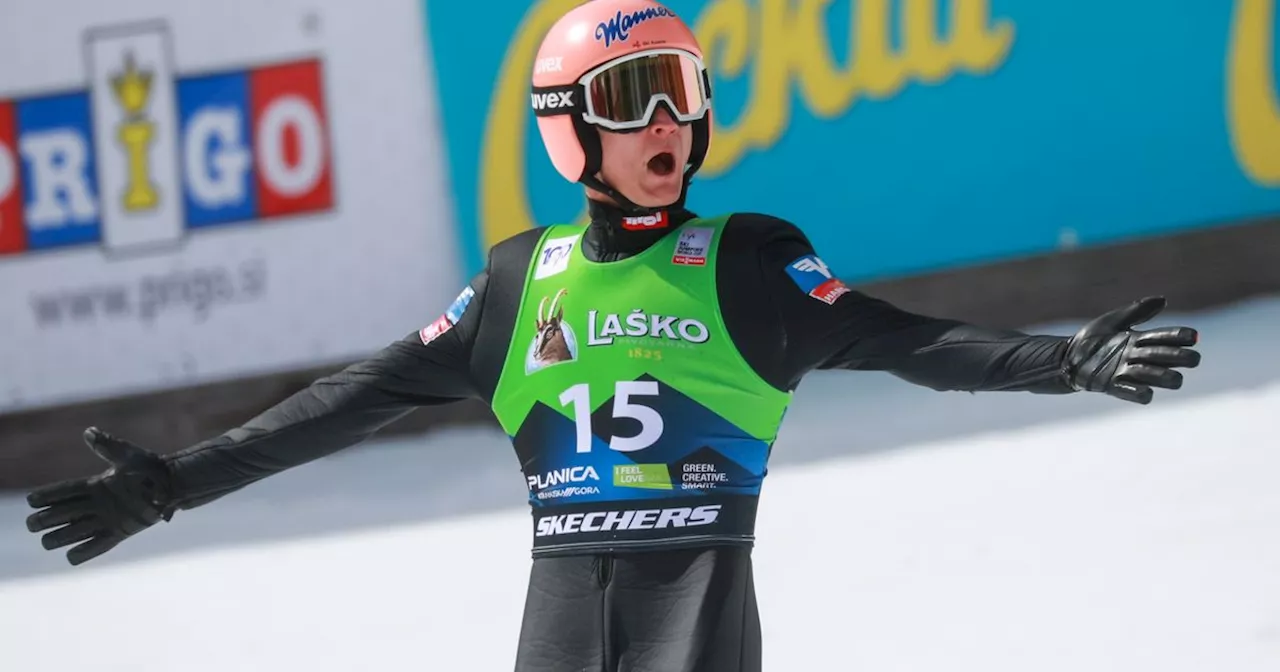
xmin=1063 ymin=296 xmax=1201 ymax=405
xmin=26 ymin=427 xmax=175 ymax=566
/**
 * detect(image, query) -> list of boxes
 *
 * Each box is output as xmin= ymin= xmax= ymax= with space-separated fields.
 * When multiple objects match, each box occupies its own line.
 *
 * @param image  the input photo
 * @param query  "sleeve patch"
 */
xmin=785 ymin=255 xmax=851 ymax=305
xmin=420 ymin=285 xmax=475 ymax=345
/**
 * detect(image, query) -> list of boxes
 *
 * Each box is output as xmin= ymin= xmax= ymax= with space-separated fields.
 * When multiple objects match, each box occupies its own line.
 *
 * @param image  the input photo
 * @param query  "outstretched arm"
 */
xmin=800 ymin=291 xmax=1073 ymax=394
xmin=26 ymin=270 xmax=490 ymax=565
xmin=167 ymin=272 xmax=488 ymax=509
xmin=720 ymin=214 xmax=1198 ymax=399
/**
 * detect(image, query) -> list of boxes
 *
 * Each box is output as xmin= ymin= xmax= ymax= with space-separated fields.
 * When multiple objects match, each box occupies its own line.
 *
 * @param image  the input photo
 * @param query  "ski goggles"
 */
xmin=531 ymin=49 xmax=711 ymax=131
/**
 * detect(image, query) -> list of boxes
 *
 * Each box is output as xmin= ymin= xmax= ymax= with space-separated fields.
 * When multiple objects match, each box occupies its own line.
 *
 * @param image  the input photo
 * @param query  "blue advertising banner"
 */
xmin=424 ymin=0 xmax=1280 ymax=283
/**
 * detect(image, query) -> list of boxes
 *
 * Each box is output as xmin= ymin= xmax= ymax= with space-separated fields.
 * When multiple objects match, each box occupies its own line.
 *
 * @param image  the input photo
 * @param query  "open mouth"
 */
xmin=647 ymin=152 xmax=676 ymax=177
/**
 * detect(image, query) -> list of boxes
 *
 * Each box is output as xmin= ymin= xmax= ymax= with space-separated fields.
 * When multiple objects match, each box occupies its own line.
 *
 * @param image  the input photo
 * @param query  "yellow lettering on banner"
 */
xmin=694 ymin=0 xmax=1014 ymax=175
xmin=1227 ymin=0 xmax=1280 ymax=186
xmin=481 ymin=0 xmax=1015 ymax=251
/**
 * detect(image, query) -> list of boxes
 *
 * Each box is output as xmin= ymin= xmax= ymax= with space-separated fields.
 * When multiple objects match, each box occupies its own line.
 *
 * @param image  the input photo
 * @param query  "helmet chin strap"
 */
xmin=580 ymin=169 xmax=693 ymax=216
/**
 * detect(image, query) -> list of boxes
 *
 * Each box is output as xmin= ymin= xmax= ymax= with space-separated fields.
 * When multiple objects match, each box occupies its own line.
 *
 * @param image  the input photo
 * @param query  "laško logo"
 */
xmin=586 ymin=309 xmax=710 ymax=346
xmin=621 ymin=211 xmax=668 ymax=231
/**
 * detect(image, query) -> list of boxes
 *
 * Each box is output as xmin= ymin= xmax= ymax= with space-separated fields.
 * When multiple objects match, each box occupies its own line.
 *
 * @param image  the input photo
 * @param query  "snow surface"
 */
xmin=1 ymin=297 xmax=1278 ymax=671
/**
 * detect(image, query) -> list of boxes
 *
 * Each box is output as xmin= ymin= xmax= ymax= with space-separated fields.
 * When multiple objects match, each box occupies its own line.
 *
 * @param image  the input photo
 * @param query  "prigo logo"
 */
xmin=587 ymin=309 xmax=710 ymax=346
xmin=595 ymin=7 xmax=677 ymax=48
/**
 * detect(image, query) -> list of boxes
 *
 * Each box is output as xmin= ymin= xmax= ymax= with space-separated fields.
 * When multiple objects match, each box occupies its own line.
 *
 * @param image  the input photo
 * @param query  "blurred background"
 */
xmin=1 ymin=0 xmax=1277 ymax=670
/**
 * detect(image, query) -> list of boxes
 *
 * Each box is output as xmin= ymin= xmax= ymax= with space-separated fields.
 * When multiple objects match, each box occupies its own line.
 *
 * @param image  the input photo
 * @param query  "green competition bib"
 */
xmin=492 ymin=216 xmax=795 ymax=556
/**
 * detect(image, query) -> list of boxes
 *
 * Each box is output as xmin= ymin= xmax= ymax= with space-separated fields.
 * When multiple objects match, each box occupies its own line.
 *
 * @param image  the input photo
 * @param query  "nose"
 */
xmin=648 ymin=106 xmax=678 ymax=135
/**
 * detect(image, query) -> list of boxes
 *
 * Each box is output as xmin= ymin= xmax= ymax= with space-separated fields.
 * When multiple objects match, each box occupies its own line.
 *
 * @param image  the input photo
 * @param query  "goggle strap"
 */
xmin=530 ymin=84 xmax=583 ymax=118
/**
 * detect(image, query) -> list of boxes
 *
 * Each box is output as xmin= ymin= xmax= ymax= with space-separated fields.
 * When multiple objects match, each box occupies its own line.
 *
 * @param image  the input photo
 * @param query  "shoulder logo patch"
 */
xmin=786 ymin=255 xmax=851 ymax=305
xmin=420 ymin=285 xmax=475 ymax=345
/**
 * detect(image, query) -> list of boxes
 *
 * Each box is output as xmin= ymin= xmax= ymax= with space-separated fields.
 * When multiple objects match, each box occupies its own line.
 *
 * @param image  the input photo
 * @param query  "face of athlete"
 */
xmin=593 ymin=106 xmax=693 ymax=208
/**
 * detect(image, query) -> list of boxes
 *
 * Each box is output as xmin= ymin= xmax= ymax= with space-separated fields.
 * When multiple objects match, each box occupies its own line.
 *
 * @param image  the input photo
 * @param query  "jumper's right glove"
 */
xmin=1062 ymin=296 xmax=1202 ymax=405
xmin=26 ymin=428 xmax=175 ymax=566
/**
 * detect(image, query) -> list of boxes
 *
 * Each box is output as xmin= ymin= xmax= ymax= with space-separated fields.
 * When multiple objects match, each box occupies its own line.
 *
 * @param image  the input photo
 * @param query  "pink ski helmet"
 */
xmin=531 ymin=0 xmax=713 ymax=211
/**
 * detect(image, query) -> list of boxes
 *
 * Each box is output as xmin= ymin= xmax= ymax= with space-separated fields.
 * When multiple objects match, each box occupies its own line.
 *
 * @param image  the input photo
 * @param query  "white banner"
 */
xmin=0 ymin=0 xmax=461 ymax=412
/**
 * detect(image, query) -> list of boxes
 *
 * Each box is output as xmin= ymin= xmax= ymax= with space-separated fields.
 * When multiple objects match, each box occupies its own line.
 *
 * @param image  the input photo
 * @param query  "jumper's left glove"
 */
xmin=1063 ymin=296 xmax=1201 ymax=405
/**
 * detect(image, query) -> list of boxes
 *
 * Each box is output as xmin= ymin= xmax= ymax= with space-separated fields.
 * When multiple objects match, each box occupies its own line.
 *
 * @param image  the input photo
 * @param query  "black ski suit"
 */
xmin=160 ymin=200 xmax=1073 ymax=671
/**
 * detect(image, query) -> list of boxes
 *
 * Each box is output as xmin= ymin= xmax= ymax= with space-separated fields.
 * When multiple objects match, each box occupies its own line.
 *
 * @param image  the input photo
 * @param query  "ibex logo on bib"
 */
xmin=526 ymin=288 xmax=579 ymax=374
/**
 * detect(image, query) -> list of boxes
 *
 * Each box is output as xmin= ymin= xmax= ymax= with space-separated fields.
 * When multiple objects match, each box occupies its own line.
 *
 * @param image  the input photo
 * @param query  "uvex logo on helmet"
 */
xmin=595 ymin=7 xmax=678 ymax=48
